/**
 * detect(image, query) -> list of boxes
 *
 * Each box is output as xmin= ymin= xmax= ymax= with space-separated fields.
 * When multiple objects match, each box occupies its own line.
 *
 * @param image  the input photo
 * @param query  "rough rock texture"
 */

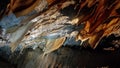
xmin=0 ymin=0 xmax=120 ymax=68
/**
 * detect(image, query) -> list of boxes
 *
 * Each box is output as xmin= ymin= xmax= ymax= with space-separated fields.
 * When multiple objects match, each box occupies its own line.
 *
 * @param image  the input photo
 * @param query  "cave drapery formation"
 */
xmin=0 ymin=0 xmax=120 ymax=68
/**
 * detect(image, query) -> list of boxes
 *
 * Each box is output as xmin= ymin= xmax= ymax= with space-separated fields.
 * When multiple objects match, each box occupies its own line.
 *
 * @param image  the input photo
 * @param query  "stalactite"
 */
xmin=0 ymin=0 xmax=120 ymax=68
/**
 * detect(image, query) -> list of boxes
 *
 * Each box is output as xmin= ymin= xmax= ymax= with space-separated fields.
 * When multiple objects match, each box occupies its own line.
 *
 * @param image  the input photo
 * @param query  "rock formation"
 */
xmin=0 ymin=0 xmax=120 ymax=68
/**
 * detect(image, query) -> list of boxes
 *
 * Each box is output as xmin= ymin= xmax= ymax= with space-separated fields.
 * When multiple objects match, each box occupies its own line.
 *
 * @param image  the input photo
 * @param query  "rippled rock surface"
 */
xmin=0 ymin=0 xmax=120 ymax=68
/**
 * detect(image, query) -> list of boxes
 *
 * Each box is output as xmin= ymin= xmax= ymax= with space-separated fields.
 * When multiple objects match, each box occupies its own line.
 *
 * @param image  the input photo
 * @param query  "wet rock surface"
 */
xmin=8 ymin=46 xmax=120 ymax=68
xmin=0 ymin=0 xmax=120 ymax=68
xmin=1 ymin=42 xmax=120 ymax=68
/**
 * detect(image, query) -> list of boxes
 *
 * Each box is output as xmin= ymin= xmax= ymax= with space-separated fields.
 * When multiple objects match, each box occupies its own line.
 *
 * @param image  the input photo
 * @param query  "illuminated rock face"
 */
xmin=0 ymin=0 xmax=120 ymax=67
xmin=0 ymin=0 xmax=119 ymax=52
xmin=0 ymin=0 xmax=82 ymax=54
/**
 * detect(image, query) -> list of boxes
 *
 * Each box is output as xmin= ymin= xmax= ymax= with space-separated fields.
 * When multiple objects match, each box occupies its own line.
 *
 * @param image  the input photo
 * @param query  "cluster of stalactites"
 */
xmin=54 ymin=0 xmax=120 ymax=48
xmin=73 ymin=0 xmax=120 ymax=48
xmin=0 ymin=0 xmax=120 ymax=51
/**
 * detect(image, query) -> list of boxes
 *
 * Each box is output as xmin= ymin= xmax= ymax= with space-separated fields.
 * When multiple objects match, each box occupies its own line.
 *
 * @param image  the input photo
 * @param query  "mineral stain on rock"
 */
xmin=0 ymin=0 xmax=120 ymax=68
